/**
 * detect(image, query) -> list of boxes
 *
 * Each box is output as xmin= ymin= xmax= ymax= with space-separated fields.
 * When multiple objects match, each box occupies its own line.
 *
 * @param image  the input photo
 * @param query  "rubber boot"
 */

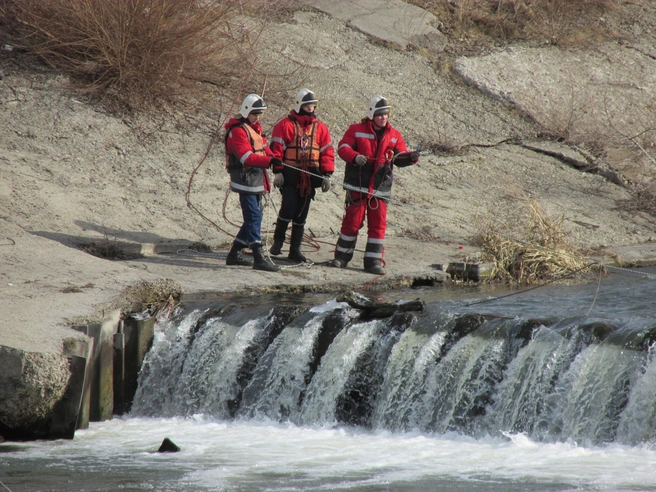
xmin=252 ymin=246 xmax=280 ymax=272
xmin=226 ymin=243 xmax=252 ymax=266
xmin=330 ymin=255 xmax=349 ymax=268
xmin=269 ymin=219 xmax=287 ymax=256
xmin=287 ymin=224 xmax=307 ymax=263
xmin=364 ymin=238 xmax=384 ymax=274
xmin=364 ymin=262 xmax=385 ymax=275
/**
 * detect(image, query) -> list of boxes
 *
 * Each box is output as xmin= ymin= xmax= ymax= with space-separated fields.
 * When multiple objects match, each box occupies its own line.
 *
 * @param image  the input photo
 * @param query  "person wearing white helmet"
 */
xmin=331 ymin=95 xmax=419 ymax=274
xmin=224 ymin=93 xmax=282 ymax=272
xmin=268 ymin=88 xmax=335 ymax=263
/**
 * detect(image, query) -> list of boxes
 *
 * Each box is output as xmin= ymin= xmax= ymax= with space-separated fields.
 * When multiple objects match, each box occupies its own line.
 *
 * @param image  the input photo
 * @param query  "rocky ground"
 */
xmin=1 ymin=0 xmax=656 ymax=354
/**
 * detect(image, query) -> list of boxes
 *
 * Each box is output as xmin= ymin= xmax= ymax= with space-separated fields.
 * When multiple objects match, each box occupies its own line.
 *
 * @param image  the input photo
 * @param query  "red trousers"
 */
xmin=334 ymin=192 xmax=387 ymax=267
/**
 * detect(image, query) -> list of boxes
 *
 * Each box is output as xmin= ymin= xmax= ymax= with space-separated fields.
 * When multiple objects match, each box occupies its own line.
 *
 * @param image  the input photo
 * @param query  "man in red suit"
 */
xmin=268 ymin=89 xmax=335 ymax=263
xmin=331 ymin=95 xmax=419 ymax=274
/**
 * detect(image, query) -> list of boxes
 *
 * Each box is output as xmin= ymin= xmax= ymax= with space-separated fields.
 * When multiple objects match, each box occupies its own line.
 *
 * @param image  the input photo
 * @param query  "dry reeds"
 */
xmin=1 ymin=0 xmax=284 ymax=110
xmin=473 ymin=199 xmax=598 ymax=284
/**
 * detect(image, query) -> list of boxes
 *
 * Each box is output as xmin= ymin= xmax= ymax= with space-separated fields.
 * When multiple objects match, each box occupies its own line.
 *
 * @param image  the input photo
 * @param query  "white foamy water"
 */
xmin=2 ymin=416 xmax=656 ymax=491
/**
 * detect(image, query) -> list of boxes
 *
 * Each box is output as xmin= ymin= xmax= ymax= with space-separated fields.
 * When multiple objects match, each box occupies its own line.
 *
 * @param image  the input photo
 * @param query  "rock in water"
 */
xmin=157 ymin=437 xmax=180 ymax=453
xmin=336 ymin=290 xmax=425 ymax=319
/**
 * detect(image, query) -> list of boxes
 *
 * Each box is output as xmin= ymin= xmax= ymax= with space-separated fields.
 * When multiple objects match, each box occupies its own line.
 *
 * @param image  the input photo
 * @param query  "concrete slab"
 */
xmin=303 ymin=0 xmax=446 ymax=50
xmin=453 ymin=44 xmax=656 ymax=144
xmin=607 ymin=242 xmax=656 ymax=267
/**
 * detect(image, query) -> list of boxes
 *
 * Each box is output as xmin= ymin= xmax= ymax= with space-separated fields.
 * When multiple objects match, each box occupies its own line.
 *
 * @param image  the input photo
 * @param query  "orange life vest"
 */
xmin=225 ymin=122 xmax=267 ymax=172
xmin=283 ymin=120 xmax=320 ymax=170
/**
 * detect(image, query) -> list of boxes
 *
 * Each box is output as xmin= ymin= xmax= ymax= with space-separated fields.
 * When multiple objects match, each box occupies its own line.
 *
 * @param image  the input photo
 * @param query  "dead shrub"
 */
xmin=106 ymin=279 xmax=183 ymax=319
xmin=473 ymin=199 xmax=599 ymax=284
xmin=412 ymin=0 xmax=620 ymax=47
xmin=1 ymin=0 xmax=292 ymax=110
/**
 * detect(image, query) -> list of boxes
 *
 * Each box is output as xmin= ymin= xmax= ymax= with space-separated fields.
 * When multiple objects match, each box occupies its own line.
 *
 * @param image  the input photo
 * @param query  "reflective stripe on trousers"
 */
xmin=364 ymin=237 xmax=384 ymax=268
xmin=334 ymin=193 xmax=387 ymax=264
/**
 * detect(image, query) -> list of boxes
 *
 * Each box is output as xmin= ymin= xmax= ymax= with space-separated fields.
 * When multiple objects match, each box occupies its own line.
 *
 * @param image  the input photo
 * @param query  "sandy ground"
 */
xmin=1 ymin=1 xmax=656 ymax=354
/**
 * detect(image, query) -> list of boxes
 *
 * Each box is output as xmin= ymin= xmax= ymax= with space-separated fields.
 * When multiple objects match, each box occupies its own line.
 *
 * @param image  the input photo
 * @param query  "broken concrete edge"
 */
xmin=76 ymin=238 xmax=207 ymax=257
xmin=67 ymin=279 xmax=184 ymax=327
xmin=221 ymin=271 xmax=453 ymax=297
xmin=438 ymin=255 xmax=656 ymax=282
xmin=75 ymin=238 xmax=656 ymax=275
xmin=0 ymin=308 xmax=159 ymax=442
xmin=433 ymin=262 xmax=495 ymax=282
xmin=594 ymin=244 xmax=656 ymax=270
xmin=0 ymin=347 xmax=72 ymax=440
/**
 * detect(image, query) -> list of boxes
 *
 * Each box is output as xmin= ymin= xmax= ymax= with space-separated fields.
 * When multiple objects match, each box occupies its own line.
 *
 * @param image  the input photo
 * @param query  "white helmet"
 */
xmin=294 ymin=88 xmax=318 ymax=113
xmin=367 ymin=95 xmax=391 ymax=120
xmin=239 ymin=93 xmax=267 ymax=118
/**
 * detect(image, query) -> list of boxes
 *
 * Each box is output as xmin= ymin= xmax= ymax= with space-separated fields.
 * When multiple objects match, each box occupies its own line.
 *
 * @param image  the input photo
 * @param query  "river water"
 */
xmin=2 ymin=267 xmax=656 ymax=492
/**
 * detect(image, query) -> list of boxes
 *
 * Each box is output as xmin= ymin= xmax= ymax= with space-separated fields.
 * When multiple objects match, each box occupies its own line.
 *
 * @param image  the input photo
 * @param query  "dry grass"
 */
xmin=0 ymin=0 xmax=297 ymax=110
xmin=106 ymin=279 xmax=182 ymax=319
xmin=603 ymin=96 xmax=656 ymax=199
xmin=523 ymin=73 xmax=656 ymax=219
xmin=408 ymin=0 xmax=655 ymax=218
xmin=423 ymin=124 xmax=461 ymax=155
xmin=411 ymin=0 xmax=620 ymax=47
xmin=473 ymin=199 xmax=599 ymax=284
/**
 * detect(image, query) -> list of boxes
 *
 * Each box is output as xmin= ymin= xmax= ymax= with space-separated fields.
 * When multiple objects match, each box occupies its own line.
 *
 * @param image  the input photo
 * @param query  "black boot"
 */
xmin=364 ymin=262 xmax=385 ymax=275
xmin=269 ymin=219 xmax=288 ymax=256
xmin=330 ymin=255 xmax=349 ymax=268
xmin=226 ymin=243 xmax=252 ymax=266
xmin=252 ymin=246 xmax=280 ymax=272
xmin=288 ymin=224 xmax=307 ymax=263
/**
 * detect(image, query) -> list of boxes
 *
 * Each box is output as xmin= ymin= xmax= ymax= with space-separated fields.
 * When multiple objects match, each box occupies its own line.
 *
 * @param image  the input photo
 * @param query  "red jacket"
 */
xmin=270 ymin=112 xmax=335 ymax=189
xmin=337 ymin=119 xmax=411 ymax=200
xmin=224 ymin=117 xmax=274 ymax=194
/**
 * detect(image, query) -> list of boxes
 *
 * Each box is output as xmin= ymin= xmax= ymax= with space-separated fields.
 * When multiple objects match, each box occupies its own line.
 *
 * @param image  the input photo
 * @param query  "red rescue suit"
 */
xmin=335 ymin=118 xmax=417 ymax=268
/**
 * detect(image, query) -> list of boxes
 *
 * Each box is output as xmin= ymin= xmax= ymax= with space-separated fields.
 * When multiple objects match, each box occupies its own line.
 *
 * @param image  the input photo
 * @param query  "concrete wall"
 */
xmin=0 ymin=310 xmax=155 ymax=441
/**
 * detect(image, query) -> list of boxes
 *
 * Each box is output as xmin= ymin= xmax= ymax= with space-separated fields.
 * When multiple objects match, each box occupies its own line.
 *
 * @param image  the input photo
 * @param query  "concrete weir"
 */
xmin=0 ymin=311 xmax=155 ymax=441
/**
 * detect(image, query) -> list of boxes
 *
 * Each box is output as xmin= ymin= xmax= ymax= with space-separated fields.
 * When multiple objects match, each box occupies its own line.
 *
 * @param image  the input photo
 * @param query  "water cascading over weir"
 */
xmin=130 ymin=292 xmax=656 ymax=446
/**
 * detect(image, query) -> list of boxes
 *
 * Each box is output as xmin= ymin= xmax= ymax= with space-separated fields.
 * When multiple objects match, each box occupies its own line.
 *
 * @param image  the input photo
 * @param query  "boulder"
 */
xmin=0 ymin=346 xmax=71 ymax=439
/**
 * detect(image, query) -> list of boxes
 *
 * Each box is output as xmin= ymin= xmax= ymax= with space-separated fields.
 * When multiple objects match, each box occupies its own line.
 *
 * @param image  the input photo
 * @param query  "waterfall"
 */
xmin=371 ymin=311 xmax=454 ymax=431
xmin=239 ymin=309 xmax=342 ymax=422
xmin=484 ymin=317 xmax=615 ymax=440
xmin=131 ymin=297 xmax=656 ymax=445
xmin=617 ymin=342 xmax=656 ymax=444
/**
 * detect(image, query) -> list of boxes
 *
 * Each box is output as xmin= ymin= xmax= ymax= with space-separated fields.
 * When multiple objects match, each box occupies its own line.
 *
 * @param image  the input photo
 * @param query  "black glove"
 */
xmin=410 ymin=151 xmax=419 ymax=163
xmin=270 ymin=157 xmax=282 ymax=168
